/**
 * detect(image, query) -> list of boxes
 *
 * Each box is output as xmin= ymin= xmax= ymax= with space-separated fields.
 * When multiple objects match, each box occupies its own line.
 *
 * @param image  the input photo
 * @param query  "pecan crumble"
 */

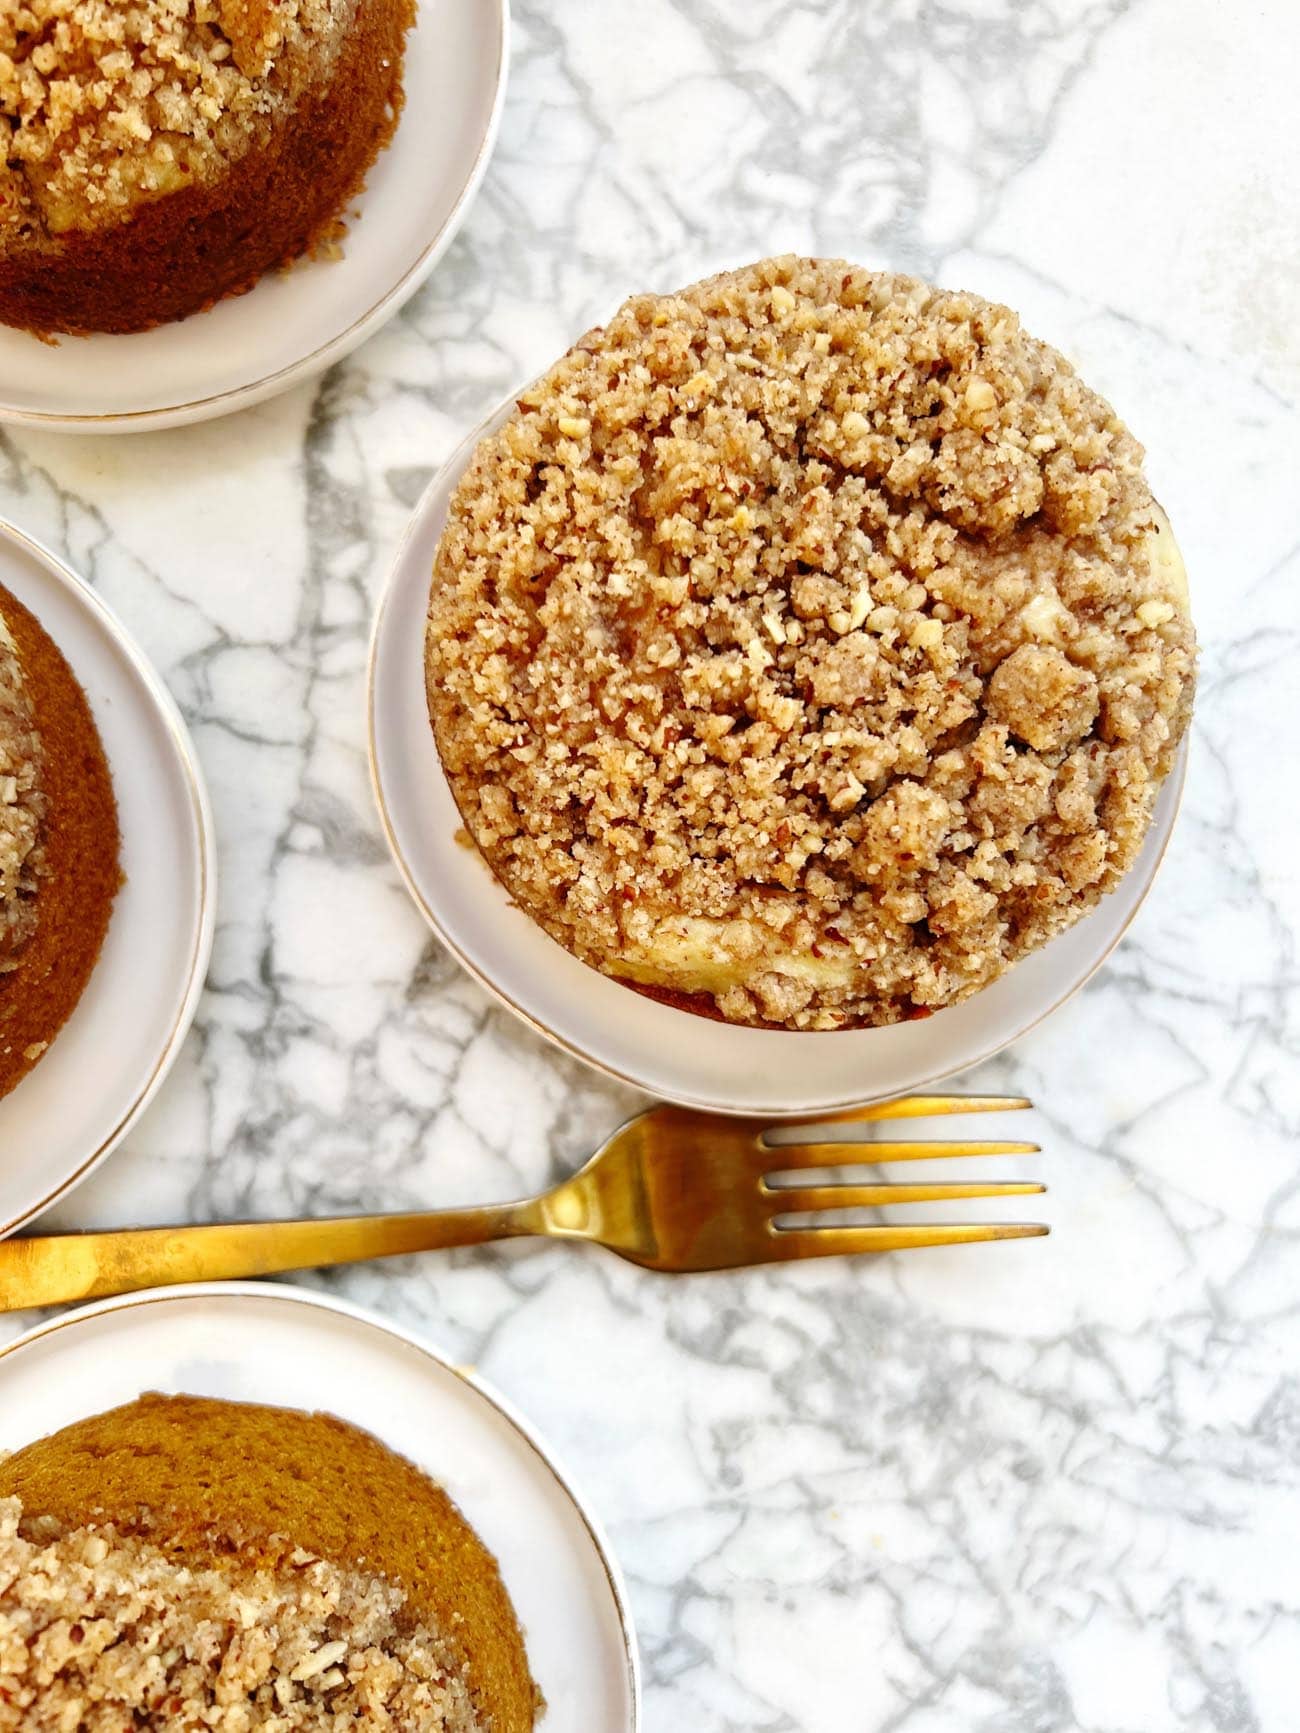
xmin=0 ymin=1498 xmax=486 ymax=1731
xmin=426 ymin=258 xmax=1195 ymax=1030
xmin=0 ymin=0 xmax=358 ymax=239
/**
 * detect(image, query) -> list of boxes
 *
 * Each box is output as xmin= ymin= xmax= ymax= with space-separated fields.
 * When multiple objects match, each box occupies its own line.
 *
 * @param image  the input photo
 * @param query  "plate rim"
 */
xmin=0 ymin=0 xmax=511 ymax=435
xmin=367 ymin=391 xmax=1189 ymax=1117
xmin=0 ymin=516 xmax=218 ymax=1235
xmin=0 ymin=1278 xmax=642 ymax=1730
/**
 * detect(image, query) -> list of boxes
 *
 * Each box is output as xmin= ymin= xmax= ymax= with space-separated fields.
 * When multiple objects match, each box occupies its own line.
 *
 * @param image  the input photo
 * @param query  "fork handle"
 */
xmin=0 ymin=1201 xmax=546 ymax=1313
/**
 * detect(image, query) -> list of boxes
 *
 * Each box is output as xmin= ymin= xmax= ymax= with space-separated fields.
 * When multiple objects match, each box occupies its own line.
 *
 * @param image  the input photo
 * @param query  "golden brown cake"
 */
xmin=0 ymin=1392 xmax=540 ymax=1731
xmin=0 ymin=581 xmax=119 ymax=1098
xmin=426 ymin=257 xmax=1196 ymax=1031
xmin=0 ymin=0 xmax=415 ymax=336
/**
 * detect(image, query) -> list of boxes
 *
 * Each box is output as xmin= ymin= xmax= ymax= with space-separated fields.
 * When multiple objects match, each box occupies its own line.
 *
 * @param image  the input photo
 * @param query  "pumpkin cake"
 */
xmin=0 ymin=1392 xmax=540 ymax=1731
xmin=0 ymin=0 xmax=415 ymax=337
xmin=425 ymin=257 xmax=1195 ymax=1031
xmin=0 ymin=581 xmax=119 ymax=1098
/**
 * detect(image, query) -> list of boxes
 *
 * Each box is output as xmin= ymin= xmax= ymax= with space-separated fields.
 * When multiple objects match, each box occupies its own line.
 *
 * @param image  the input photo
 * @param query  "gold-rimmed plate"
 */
xmin=0 ymin=1282 xmax=641 ymax=1731
xmin=0 ymin=519 xmax=215 ymax=1235
xmin=368 ymin=394 xmax=1189 ymax=1118
xmin=0 ymin=0 xmax=508 ymax=433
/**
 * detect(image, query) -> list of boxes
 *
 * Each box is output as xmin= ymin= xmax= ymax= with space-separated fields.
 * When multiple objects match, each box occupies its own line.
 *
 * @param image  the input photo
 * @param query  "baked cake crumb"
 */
xmin=0 ymin=1497 xmax=486 ymax=1732
xmin=426 ymin=257 xmax=1195 ymax=1030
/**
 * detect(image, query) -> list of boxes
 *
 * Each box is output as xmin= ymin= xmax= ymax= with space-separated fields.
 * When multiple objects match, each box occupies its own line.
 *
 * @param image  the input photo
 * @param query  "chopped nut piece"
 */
xmin=1020 ymin=590 xmax=1068 ymax=642
xmin=827 ymin=772 xmax=866 ymax=813
xmin=1137 ymin=598 xmax=1176 ymax=628
xmin=290 ymin=1638 xmax=349 ymax=1681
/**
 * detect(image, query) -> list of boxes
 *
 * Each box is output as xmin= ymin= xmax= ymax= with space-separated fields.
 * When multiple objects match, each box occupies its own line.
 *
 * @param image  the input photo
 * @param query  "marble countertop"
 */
xmin=3 ymin=0 xmax=1298 ymax=1726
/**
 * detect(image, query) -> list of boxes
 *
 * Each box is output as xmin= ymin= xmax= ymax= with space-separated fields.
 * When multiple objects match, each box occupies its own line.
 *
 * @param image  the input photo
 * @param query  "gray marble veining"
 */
xmin=3 ymin=0 xmax=1299 ymax=1726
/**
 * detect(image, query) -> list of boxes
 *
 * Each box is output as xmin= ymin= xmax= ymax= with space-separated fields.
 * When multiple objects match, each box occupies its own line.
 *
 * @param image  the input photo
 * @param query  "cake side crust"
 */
xmin=0 ymin=580 xmax=120 ymax=1100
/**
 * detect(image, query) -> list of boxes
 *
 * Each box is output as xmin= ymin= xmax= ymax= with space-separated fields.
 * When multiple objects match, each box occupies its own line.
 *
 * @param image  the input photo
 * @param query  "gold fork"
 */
xmin=0 ymin=1096 xmax=1045 ymax=1311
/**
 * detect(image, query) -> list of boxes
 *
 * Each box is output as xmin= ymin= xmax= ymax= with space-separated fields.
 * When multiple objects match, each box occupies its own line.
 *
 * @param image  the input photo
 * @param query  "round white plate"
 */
xmin=370 ymin=397 xmax=1189 ymax=1117
xmin=0 ymin=1283 xmax=640 ymax=1732
xmin=0 ymin=520 xmax=215 ymax=1234
xmin=0 ymin=0 xmax=509 ymax=433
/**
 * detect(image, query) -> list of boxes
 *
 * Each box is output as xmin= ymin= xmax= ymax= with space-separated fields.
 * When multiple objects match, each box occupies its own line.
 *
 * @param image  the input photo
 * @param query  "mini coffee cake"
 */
xmin=0 ymin=582 xmax=119 ymax=1095
xmin=426 ymin=258 xmax=1195 ymax=1031
xmin=0 ymin=0 xmax=414 ymax=335
xmin=0 ymin=1394 xmax=540 ymax=1731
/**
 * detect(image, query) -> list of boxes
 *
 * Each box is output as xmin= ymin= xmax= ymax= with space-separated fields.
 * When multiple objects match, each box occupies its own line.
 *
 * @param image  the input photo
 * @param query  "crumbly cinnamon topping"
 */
xmin=0 ymin=0 xmax=355 ymax=242
xmin=427 ymin=257 xmax=1195 ymax=1030
xmin=0 ymin=1498 xmax=486 ymax=1732
xmin=0 ymin=607 xmax=46 ymax=974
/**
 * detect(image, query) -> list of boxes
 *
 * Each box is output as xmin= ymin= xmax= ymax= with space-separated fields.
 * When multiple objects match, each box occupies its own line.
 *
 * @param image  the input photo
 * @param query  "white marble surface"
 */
xmin=3 ymin=1 xmax=1299 ymax=1727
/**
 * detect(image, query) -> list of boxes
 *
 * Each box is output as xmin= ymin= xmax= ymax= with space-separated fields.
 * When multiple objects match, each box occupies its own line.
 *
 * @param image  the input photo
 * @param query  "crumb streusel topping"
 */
xmin=427 ymin=257 xmax=1195 ymax=1031
xmin=0 ymin=607 xmax=46 ymax=974
xmin=0 ymin=0 xmax=355 ymax=243
xmin=0 ymin=1497 xmax=486 ymax=1732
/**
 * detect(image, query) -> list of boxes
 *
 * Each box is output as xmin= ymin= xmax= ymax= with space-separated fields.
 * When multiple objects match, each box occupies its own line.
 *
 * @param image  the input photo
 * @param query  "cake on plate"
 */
xmin=0 ymin=1392 xmax=540 ymax=1731
xmin=0 ymin=0 xmax=415 ymax=336
xmin=425 ymin=257 xmax=1195 ymax=1031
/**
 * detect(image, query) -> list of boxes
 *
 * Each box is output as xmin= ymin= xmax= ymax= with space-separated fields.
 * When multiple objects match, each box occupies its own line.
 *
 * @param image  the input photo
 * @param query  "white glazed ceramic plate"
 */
xmin=0 ymin=0 xmax=508 ymax=433
xmin=0 ymin=1283 xmax=640 ymax=1731
xmin=0 ymin=521 xmax=215 ymax=1233
xmin=370 ymin=400 xmax=1187 ymax=1117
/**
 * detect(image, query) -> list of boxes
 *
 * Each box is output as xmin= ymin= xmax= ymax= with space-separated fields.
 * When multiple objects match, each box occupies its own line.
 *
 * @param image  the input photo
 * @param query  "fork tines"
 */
xmin=760 ymin=1093 xmax=1047 ymax=1254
